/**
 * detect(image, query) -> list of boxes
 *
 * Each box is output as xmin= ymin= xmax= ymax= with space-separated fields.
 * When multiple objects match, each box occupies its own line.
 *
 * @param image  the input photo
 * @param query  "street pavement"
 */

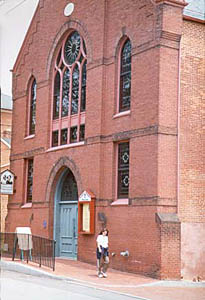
xmin=1 ymin=270 xmax=147 ymax=300
xmin=1 ymin=258 xmax=205 ymax=300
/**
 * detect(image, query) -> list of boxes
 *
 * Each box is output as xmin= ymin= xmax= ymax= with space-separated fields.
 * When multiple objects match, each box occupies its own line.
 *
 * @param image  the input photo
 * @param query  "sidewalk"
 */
xmin=1 ymin=258 xmax=205 ymax=300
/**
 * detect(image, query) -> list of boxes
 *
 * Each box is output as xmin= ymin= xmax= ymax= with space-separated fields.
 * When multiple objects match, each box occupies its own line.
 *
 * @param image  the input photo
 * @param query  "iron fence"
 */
xmin=0 ymin=232 xmax=56 ymax=271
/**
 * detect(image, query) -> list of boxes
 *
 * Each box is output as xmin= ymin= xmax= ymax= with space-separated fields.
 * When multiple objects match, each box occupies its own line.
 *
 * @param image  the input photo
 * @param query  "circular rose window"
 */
xmin=64 ymin=31 xmax=81 ymax=65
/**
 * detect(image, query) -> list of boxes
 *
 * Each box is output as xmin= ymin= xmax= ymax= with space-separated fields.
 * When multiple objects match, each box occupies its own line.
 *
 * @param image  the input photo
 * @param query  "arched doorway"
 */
xmin=54 ymin=168 xmax=78 ymax=259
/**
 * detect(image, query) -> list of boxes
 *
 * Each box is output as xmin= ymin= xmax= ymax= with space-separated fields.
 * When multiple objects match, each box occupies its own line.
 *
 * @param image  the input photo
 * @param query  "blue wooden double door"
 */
xmin=55 ymin=169 xmax=78 ymax=259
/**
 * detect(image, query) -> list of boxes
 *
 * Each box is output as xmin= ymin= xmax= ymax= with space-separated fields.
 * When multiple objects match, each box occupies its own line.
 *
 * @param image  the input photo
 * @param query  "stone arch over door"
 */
xmin=45 ymin=156 xmax=82 ymax=240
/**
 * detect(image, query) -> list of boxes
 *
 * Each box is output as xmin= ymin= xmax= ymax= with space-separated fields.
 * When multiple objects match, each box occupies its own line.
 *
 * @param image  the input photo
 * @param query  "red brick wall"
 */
xmin=179 ymin=19 xmax=205 ymax=280
xmin=7 ymin=0 xmax=188 ymax=279
xmin=179 ymin=20 xmax=205 ymax=223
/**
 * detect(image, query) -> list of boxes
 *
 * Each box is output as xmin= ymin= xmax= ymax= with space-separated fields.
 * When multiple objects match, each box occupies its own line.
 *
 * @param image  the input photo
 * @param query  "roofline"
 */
xmin=1 ymin=138 xmax=11 ymax=149
xmin=0 ymin=163 xmax=10 ymax=169
xmin=1 ymin=108 xmax=12 ymax=112
xmin=12 ymin=1 xmax=40 ymax=72
xmin=183 ymin=15 xmax=205 ymax=24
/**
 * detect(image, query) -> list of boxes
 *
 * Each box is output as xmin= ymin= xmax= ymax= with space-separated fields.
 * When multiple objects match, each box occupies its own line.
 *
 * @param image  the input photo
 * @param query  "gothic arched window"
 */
xmin=61 ymin=170 xmax=78 ymax=201
xmin=119 ymin=38 xmax=131 ymax=112
xmin=29 ymin=78 xmax=37 ymax=135
xmin=52 ymin=31 xmax=87 ymax=147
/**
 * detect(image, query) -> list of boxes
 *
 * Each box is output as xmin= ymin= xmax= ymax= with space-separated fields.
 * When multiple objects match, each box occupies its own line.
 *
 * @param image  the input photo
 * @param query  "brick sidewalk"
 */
xmin=2 ymin=258 xmax=205 ymax=300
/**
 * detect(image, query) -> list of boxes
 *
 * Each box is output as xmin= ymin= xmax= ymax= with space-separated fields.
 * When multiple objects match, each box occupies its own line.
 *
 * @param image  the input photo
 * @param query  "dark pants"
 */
xmin=96 ymin=247 xmax=109 ymax=274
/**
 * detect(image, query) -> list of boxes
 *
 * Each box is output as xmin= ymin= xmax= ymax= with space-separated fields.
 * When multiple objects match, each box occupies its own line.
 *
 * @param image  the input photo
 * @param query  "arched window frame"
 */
xmin=117 ymin=37 xmax=132 ymax=114
xmin=27 ymin=77 xmax=37 ymax=136
xmin=50 ymin=30 xmax=87 ymax=149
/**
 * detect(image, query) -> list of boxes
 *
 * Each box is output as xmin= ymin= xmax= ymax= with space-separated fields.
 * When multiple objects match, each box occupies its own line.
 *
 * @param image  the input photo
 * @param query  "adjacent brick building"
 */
xmin=0 ymin=93 xmax=12 ymax=232
xmin=6 ymin=0 xmax=204 ymax=280
xmin=179 ymin=0 xmax=205 ymax=280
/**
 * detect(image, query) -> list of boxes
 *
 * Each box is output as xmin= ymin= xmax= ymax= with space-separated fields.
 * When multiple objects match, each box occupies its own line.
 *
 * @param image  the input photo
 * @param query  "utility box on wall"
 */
xmin=78 ymin=190 xmax=95 ymax=234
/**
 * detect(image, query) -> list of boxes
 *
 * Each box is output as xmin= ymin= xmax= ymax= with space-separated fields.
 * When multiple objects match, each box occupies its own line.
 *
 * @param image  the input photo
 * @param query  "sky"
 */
xmin=0 ymin=0 xmax=39 ymax=96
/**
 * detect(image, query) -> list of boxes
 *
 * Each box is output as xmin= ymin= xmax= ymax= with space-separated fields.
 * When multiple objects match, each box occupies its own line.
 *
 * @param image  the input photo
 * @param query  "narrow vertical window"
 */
xmin=119 ymin=39 xmax=131 ymax=112
xmin=27 ymin=158 xmax=34 ymax=203
xmin=118 ymin=142 xmax=129 ymax=199
xmin=81 ymin=61 xmax=87 ymax=112
xmin=71 ymin=65 xmax=79 ymax=115
xmin=62 ymin=69 xmax=70 ymax=117
xmin=53 ymin=72 xmax=60 ymax=119
xmin=52 ymin=131 xmax=59 ymax=147
xmin=70 ymin=126 xmax=78 ymax=143
xmin=29 ymin=79 xmax=37 ymax=134
xmin=51 ymin=31 xmax=87 ymax=147
xmin=61 ymin=128 xmax=68 ymax=145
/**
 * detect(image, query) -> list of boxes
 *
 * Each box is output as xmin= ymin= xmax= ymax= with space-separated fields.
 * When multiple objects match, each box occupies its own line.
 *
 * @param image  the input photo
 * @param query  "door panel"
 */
xmin=59 ymin=203 xmax=78 ymax=258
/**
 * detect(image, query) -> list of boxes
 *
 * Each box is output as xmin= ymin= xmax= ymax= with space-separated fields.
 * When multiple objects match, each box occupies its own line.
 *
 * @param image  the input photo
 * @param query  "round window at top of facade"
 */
xmin=64 ymin=31 xmax=81 ymax=65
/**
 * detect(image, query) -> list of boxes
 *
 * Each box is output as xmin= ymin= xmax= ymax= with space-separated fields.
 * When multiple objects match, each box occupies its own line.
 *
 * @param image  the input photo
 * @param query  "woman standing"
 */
xmin=96 ymin=228 xmax=109 ymax=278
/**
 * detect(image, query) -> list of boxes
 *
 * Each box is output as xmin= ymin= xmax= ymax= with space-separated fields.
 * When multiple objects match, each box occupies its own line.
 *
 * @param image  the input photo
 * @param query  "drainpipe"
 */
xmin=177 ymin=36 xmax=182 ymax=216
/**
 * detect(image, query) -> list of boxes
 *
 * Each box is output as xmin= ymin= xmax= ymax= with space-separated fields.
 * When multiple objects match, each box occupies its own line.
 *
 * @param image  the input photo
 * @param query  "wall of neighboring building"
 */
xmin=1 ymin=109 xmax=12 ymax=138
xmin=0 ymin=108 xmax=12 ymax=232
xmin=179 ymin=19 xmax=205 ymax=280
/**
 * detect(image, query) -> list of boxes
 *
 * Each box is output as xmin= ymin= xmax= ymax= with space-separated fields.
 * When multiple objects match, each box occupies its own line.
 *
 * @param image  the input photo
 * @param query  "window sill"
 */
xmin=24 ymin=134 xmax=35 ymax=140
xmin=21 ymin=203 xmax=32 ymax=208
xmin=111 ymin=199 xmax=129 ymax=206
xmin=113 ymin=110 xmax=130 ymax=119
xmin=46 ymin=141 xmax=85 ymax=152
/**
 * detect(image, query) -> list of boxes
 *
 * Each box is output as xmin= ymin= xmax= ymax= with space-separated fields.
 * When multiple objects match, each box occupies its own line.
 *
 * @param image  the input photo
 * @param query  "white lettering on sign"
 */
xmin=79 ymin=191 xmax=91 ymax=202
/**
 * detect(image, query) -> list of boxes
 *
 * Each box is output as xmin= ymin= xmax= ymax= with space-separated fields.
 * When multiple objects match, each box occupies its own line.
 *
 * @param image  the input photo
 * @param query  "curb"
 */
xmin=0 ymin=260 xmax=71 ymax=282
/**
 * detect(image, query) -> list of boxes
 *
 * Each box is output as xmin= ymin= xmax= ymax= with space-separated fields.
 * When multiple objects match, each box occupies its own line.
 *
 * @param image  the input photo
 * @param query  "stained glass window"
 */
xmin=64 ymin=31 xmax=81 ymax=65
xmin=81 ymin=62 xmax=87 ymax=112
xmin=52 ymin=131 xmax=58 ymax=147
xmin=118 ymin=142 xmax=129 ymax=199
xmin=61 ymin=170 xmax=78 ymax=201
xmin=52 ymin=30 xmax=87 ymax=147
xmin=70 ymin=126 xmax=77 ymax=143
xmin=61 ymin=128 xmax=68 ymax=145
xmin=71 ymin=65 xmax=79 ymax=115
xmin=62 ymin=69 xmax=70 ymax=117
xmin=80 ymin=124 xmax=85 ymax=141
xmin=27 ymin=159 xmax=34 ymax=203
xmin=119 ymin=39 xmax=131 ymax=112
xmin=29 ymin=79 xmax=36 ymax=135
xmin=53 ymin=72 xmax=60 ymax=119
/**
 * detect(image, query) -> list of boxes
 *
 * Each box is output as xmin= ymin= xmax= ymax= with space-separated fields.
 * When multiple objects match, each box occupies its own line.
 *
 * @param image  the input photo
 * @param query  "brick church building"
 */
xmin=6 ymin=0 xmax=204 ymax=280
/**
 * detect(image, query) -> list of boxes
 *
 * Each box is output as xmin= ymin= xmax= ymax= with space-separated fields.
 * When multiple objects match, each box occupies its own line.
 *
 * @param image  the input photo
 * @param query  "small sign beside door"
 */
xmin=79 ymin=191 xmax=91 ymax=202
xmin=0 ymin=169 xmax=14 ymax=195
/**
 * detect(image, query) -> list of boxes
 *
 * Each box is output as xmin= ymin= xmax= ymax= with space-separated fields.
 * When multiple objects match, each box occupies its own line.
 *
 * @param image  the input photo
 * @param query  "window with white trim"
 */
xmin=29 ymin=78 xmax=37 ymax=135
xmin=119 ymin=39 xmax=131 ymax=112
xmin=26 ymin=158 xmax=34 ymax=203
xmin=117 ymin=142 xmax=130 ymax=199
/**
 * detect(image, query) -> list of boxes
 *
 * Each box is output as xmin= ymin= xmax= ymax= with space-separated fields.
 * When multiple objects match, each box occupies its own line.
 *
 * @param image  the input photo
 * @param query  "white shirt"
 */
xmin=97 ymin=234 xmax=108 ymax=248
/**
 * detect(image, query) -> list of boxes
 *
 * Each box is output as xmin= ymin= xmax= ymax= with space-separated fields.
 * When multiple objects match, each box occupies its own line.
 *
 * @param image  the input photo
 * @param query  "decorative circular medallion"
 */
xmin=64 ymin=31 xmax=81 ymax=65
xmin=64 ymin=3 xmax=74 ymax=17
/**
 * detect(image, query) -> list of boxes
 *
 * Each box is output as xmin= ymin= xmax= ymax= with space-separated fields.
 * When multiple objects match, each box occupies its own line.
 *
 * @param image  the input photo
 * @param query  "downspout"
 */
xmin=177 ymin=34 xmax=182 ymax=216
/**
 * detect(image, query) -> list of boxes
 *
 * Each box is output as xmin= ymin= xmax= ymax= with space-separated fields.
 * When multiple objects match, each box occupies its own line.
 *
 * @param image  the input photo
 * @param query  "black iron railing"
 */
xmin=0 ymin=232 xmax=56 ymax=271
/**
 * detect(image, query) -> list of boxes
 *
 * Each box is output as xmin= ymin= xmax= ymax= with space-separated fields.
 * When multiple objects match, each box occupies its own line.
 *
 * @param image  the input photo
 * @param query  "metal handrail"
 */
xmin=0 ymin=232 xmax=56 ymax=271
